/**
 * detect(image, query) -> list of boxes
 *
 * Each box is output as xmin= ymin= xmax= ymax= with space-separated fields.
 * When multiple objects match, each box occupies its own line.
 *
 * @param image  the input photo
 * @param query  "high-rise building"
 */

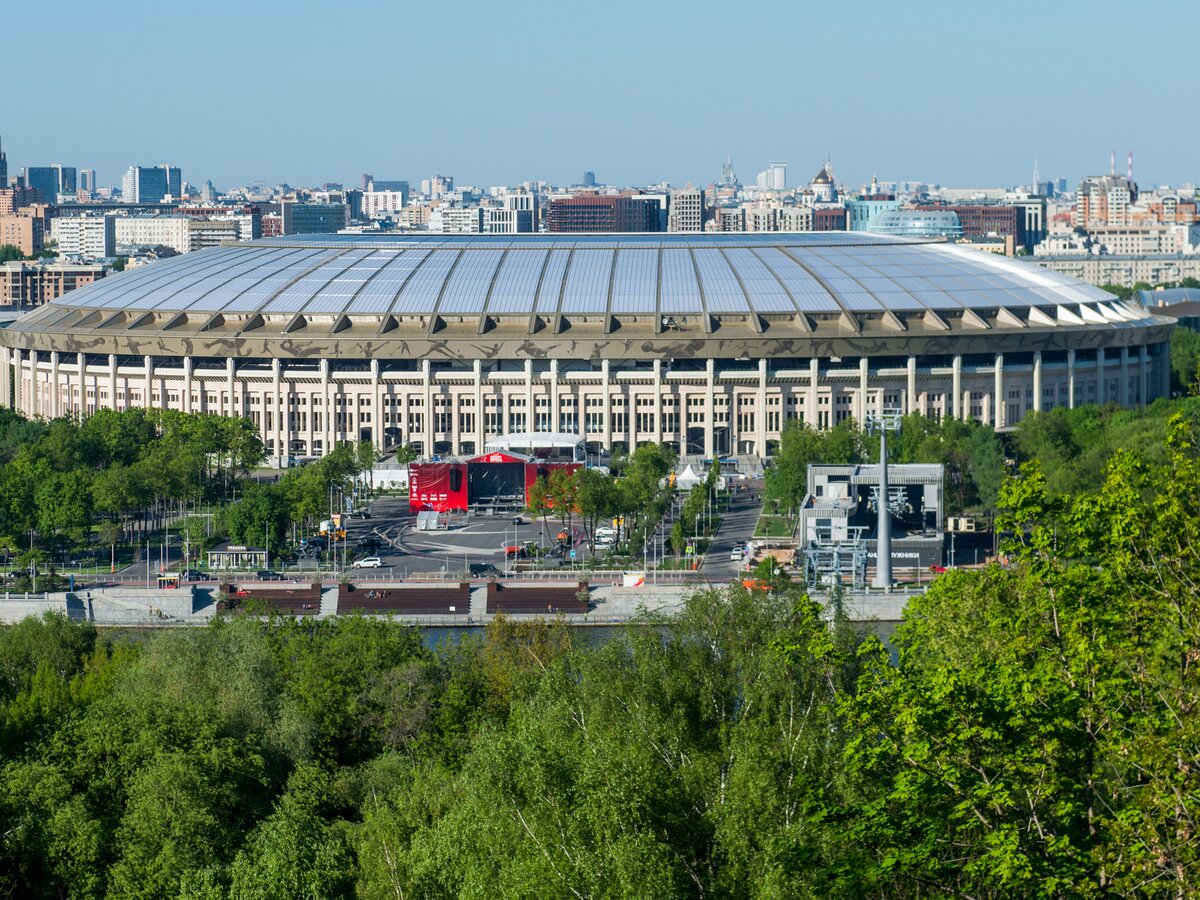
xmin=122 ymin=166 xmax=170 ymax=203
xmin=23 ymin=167 xmax=59 ymax=204
xmin=581 ymin=170 xmax=596 ymax=187
xmin=430 ymin=175 xmax=453 ymax=199
xmin=667 ymin=187 xmax=704 ymax=232
xmin=79 ymin=169 xmax=95 ymax=194
xmin=53 ymin=165 xmax=77 ymax=194
xmin=51 ymin=216 xmax=116 ymax=259
xmin=369 ymin=179 xmax=408 ymax=195
xmin=767 ymin=161 xmax=787 ymax=191
xmin=0 ymin=187 xmax=42 ymax=215
xmin=0 ymin=135 xmax=7 ymax=185
xmin=361 ymin=173 xmax=374 ymax=191
xmin=280 ymin=199 xmax=350 ymax=234
xmin=1075 ymin=175 xmax=1136 ymax=228
xmin=720 ymin=156 xmax=738 ymax=187
xmin=163 ymin=166 xmax=182 ymax=199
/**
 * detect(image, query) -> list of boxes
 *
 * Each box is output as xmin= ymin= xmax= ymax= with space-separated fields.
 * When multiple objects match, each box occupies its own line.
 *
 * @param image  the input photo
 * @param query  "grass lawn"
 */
xmin=754 ymin=515 xmax=794 ymax=538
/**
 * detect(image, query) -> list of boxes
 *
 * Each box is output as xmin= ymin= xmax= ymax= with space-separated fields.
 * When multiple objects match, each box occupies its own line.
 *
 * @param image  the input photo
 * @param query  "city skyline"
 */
xmin=5 ymin=0 xmax=1197 ymax=191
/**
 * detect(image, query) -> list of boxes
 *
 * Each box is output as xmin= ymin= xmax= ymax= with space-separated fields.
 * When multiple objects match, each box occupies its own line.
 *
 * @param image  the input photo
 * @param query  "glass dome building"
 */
xmin=868 ymin=209 xmax=964 ymax=239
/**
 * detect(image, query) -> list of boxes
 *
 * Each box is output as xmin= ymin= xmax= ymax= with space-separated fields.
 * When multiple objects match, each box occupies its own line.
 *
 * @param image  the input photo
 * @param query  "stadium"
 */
xmin=0 ymin=232 xmax=1174 ymax=465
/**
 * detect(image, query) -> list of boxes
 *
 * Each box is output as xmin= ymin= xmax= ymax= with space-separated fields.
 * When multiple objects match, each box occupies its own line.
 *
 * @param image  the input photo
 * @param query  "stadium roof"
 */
xmin=3 ymin=232 xmax=1167 ymax=362
xmin=48 ymin=232 xmax=1124 ymax=319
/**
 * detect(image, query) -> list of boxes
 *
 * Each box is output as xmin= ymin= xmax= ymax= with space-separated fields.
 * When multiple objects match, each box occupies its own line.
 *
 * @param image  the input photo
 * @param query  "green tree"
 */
xmin=0 ymin=244 xmax=22 ymax=264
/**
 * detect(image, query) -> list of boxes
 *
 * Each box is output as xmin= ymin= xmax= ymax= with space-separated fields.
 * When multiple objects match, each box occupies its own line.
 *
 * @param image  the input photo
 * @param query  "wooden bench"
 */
xmin=339 ymin=583 xmax=470 ymax=615
xmin=485 ymin=581 xmax=590 ymax=614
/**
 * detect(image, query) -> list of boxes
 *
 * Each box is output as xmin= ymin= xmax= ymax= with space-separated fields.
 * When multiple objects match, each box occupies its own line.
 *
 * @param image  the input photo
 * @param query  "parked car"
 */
xmin=255 ymin=570 xmax=283 ymax=581
xmin=353 ymin=557 xmax=383 ymax=569
xmin=468 ymin=562 xmax=500 ymax=577
xmin=182 ymin=569 xmax=211 ymax=581
xmin=357 ymin=537 xmax=382 ymax=551
xmin=730 ymin=549 xmax=743 ymax=561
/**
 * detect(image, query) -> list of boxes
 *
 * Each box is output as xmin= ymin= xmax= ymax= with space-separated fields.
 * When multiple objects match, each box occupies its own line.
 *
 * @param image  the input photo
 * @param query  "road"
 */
xmin=700 ymin=483 xmax=765 ymax=580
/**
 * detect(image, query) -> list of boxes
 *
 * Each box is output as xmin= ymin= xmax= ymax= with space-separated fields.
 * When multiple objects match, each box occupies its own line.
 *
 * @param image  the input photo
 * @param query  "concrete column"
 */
xmin=550 ymin=359 xmax=561 ymax=436
xmin=1032 ymin=351 xmax=1043 ymax=412
xmin=76 ymin=352 xmax=87 ymax=416
xmin=28 ymin=350 xmax=39 ymax=417
xmin=144 ymin=355 xmax=154 ymax=412
xmin=225 ymin=358 xmax=235 ymax=418
xmin=705 ymin=358 xmax=716 ymax=457
xmin=858 ymin=357 xmax=869 ymax=422
xmin=993 ymin=353 xmax=1004 ymax=429
xmin=650 ymin=359 xmax=661 ymax=446
xmin=108 ymin=354 xmax=118 ymax=410
xmin=951 ymin=354 xmax=962 ymax=420
xmin=1096 ymin=348 xmax=1106 ymax=406
xmin=422 ymin=358 xmax=433 ymax=454
xmin=1160 ymin=342 xmax=1171 ymax=400
xmin=757 ymin=357 xmax=768 ymax=457
xmin=321 ymin=359 xmax=332 ymax=455
xmin=0 ymin=346 xmax=9 ymax=410
xmin=1067 ymin=350 xmax=1076 ymax=409
xmin=1120 ymin=346 xmax=1130 ymax=407
xmin=601 ymin=359 xmax=612 ymax=451
xmin=49 ymin=351 xmax=60 ymax=418
xmin=1138 ymin=345 xmax=1148 ymax=406
xmin=808 ymin=358 xmax=819 ymax=427
xmin=906 ymin=355 xmax=917 ymax=415
xmin=271 ymin=359 xmax=283 ymax=462
xmin=74 ymin=355 xmax=87 ymax=422
xmin=371 ymin=359 xmax=383 ymax=452
xmin=524 ymin=359 xmax=534 ymax=435
xmin=182 ymin=356 xmax=193 ymax=415
xmin=473 ymin=359 xmax=484 ymax=452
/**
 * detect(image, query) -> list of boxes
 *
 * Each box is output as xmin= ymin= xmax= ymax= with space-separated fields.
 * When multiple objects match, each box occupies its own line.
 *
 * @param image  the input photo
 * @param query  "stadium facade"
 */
xmin=0 ymin=233 xmax=1173 ymax=464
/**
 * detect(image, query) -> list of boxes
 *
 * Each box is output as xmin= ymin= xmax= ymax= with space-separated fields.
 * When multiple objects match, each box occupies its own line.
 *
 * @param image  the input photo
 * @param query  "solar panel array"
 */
xmin=51 ymin=233 xmax=1126 ymax=321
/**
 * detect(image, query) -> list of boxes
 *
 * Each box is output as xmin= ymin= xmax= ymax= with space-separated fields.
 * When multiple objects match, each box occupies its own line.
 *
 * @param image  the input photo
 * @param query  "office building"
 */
xmin=279 ymin=200 xmax=350 ymax=235
xmin=667 ymin=188 xmax=704 ymax=232
xmin=0 ymin=233 xmax=1170 ymax=465
xmin=0 ymin=261 xmax=106 ymax=307
xmin=122 ymin=166 xmax=172 ymax=204
xmin=52 ymin=216 xmax=117 ymax=259
xmin=23 ymin=168 xmax=59 ymax=204
xmin=846 ymin=194 xmax=900 ymax=231
xmin=582 ymin=170 xmax=596 ymax=187
xmin=485 ymin=207 xmax=534 ymax=233
xmin=0 ymin=135 xmax=6 ymax=185
xmin=767 ymin=162 xmax=787 ymax=191
xmin=430 ymin=175 xmax=453 ymax=199
xmin=79 ymin=169 xmax=95 ymax=194
xmin=53 ymin=165 xmax=77 ymax=195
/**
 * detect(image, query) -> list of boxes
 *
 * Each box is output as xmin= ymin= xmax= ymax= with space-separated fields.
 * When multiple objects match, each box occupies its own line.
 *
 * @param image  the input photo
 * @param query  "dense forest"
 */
xmin=3 ymin=404 xmax=1200 ymax=896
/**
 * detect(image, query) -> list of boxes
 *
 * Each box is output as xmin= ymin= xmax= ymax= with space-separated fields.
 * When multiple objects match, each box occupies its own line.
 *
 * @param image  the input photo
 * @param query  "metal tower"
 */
xmin=865 ymin=409 xmax=902 ymax=588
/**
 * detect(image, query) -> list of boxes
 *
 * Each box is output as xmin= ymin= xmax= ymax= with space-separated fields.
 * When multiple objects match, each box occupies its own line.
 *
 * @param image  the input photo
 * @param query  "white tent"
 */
xmin=676 ymin=465 xmax=704 ymax=489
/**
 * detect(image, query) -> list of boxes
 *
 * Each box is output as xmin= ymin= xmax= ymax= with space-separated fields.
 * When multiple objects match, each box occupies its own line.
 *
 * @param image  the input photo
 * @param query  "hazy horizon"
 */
xmin=4 ymin=0 xmax=1196 ymax=192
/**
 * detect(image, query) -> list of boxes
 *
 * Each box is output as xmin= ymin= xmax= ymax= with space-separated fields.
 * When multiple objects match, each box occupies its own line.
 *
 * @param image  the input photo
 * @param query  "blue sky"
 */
xmin=4 ymin=0 xmax=1196 ymax=192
